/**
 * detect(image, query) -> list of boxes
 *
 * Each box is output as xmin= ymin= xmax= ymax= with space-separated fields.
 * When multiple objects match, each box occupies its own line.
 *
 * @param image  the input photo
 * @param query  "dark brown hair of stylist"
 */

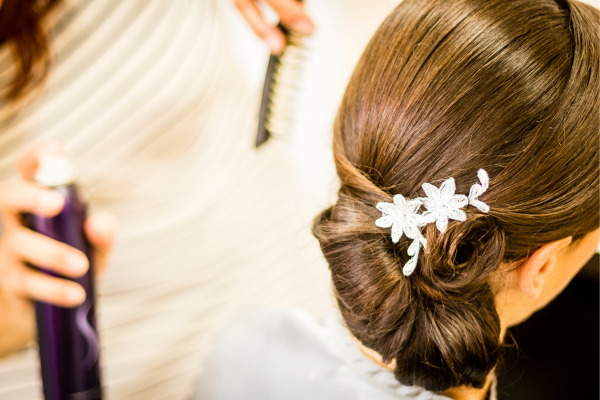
xmin=313 ymin=0 xmax=599 ymax=393
xmin=0 ymin=0 xmax=60 ymax=99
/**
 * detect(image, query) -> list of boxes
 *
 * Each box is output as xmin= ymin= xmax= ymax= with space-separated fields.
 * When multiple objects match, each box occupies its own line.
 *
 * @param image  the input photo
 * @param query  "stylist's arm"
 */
xmin=234 ymin=0 xmax=315 ymax=54
xmin=0 ymin=142 xmax=117 ymax=357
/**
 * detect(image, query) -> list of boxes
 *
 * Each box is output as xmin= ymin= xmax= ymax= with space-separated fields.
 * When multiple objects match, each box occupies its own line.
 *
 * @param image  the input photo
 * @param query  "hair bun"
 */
xmin=392 ymin=216 xmax=506 ymax=391
xmin=393 ymin=288 xmax=502 ymax=392
xmin=417 ymin=215 xmax=506 ymax=300
xmin=313 ymin=194 xmax=505 ymax=392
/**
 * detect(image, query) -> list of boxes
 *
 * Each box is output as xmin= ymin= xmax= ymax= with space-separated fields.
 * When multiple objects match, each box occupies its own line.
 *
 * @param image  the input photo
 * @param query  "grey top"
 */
xmin=195 ymin=308 xmax=497 ymax=400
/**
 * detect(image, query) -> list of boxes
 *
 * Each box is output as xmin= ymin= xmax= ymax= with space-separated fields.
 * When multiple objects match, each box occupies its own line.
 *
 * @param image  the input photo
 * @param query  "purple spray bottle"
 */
xmin=25 ymin=155 xmax=102 ymax=400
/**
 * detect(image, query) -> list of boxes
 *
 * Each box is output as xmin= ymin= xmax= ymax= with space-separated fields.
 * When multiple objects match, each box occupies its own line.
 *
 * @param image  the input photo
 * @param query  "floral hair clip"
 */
xmin=375 ymin=169 xmax=490 ymax=276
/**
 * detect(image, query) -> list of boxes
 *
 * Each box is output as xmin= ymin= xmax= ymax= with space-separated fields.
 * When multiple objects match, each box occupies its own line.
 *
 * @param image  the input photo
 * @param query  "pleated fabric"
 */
xmin=0 ymin=1 xmax=334 ymax=398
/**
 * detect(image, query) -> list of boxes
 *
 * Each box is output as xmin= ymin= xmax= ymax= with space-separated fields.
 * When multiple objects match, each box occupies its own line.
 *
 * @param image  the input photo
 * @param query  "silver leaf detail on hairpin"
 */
xmin=468 ymin=169 xmax=490 ymax=213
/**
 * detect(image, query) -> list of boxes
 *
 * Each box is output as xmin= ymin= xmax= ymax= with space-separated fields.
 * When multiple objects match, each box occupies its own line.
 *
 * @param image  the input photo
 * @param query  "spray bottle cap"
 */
xmin=35 ymin=155 xmax=76 ymax=187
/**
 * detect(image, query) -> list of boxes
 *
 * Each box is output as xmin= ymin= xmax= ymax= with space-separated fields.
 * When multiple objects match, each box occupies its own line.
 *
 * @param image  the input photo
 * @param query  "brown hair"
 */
xmin=313 ymin=0 xmax=599 ymax=393
xmin=0 ymin=0 xmax=60 ymax=99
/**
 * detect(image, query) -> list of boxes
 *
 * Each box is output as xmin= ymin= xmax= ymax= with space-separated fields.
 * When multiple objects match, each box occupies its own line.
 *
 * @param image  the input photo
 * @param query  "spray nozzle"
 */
xmin=35 ymin=155 xmax=76 ymax=187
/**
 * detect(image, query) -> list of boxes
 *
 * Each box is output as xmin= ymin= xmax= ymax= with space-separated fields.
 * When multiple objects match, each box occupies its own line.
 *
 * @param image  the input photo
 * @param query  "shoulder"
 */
xmin=195 ymin=307 xmax=353 ymax=400
xmin=195 ymin=307 xmax=451 ymax=400
xmin=205 ymin=307 xmax=334 ymax=368
xmin=222 ymin=307 xmax=325 ymax=345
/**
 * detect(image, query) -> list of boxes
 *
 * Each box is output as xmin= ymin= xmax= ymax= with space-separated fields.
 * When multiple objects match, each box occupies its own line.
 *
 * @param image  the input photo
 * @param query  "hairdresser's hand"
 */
xmin=0 ymin=142 xmax=118 ymax=356
xmin=0 ymin=142 xmax=118 ymax=306
xmin=234 ymin=0 xmax=314 ymax=54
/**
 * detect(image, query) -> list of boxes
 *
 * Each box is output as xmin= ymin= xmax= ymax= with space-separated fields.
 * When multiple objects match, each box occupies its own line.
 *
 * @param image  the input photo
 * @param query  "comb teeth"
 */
xmin=257 ymin=32 xmax=307 ymax=146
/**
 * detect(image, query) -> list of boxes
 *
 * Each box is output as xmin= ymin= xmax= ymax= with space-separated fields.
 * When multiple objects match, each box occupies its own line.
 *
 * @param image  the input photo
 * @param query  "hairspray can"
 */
xmin=25 ymin=155 xmax=102 ymax=400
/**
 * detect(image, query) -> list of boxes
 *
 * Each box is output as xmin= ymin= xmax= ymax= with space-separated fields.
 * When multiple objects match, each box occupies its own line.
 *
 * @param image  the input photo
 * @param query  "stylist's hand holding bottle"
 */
xmin=0 ymin=142 xmax=117 ymax=357
xmin=234 ymin=0 xmax=315 ymax=54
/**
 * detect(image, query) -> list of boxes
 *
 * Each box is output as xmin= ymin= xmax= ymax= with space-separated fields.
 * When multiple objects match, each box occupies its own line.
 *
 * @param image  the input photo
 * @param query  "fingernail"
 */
xmin=66 ymin=287 xmax=86 ymax=304
xmin=292 ymin=18 xmax=314 ymax=35
xmin=39 ymin=191 xmax=64 ymax=211
xmin=66 ymin=253 xmax=88 ymax=274
xmin=265 ymin=34 xmax=283 ymax=54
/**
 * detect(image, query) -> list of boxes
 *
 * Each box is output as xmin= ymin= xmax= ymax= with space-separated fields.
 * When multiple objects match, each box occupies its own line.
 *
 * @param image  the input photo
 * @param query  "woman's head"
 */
xmin=313 ymin=0 xmax=598 ymax=393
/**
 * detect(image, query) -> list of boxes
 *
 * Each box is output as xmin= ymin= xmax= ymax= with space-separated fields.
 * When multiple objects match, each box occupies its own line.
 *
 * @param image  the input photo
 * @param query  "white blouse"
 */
xmin=195 ymin=308 xmax=498 ymax=400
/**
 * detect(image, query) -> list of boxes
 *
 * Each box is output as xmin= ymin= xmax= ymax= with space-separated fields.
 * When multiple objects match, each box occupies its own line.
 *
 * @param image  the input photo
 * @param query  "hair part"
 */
xmin=314 ymin=0 xmax=599 ymax=392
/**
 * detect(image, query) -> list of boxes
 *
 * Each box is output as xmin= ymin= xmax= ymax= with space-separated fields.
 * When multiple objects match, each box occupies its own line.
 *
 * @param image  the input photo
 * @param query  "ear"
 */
xmin=517 ymin=237 xmax=572 ymax=300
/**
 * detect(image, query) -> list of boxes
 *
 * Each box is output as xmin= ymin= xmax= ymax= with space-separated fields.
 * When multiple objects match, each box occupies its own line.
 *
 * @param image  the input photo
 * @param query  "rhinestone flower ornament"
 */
xmin=375 ymin=169 xmax=490 ymax=276
xmin=375 ymin=195 xmax=424 ymax=243
xmin=375 ymin=196 xmax=428 ymax=275
xmin=421 ymin=178 xmax=468 ymax=233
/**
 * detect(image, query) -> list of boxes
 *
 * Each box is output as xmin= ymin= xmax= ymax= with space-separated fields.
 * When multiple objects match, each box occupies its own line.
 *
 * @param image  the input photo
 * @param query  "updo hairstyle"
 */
xmin=313 ymin=0 xmax=599 ymax=393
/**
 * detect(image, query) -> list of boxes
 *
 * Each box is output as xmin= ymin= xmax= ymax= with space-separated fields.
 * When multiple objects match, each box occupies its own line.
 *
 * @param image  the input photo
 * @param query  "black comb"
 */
xmin=256 ymin=18 xmax=306 ymax=147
